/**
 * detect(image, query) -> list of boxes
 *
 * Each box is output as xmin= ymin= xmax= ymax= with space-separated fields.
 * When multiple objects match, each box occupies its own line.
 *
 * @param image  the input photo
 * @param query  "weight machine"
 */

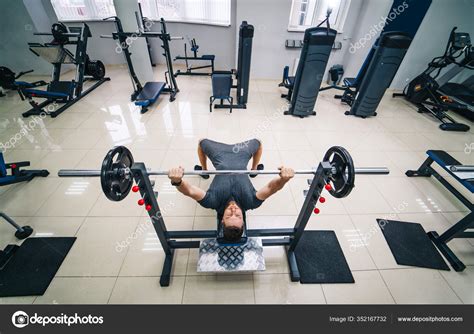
xmin=282 ymin=9 xmax=336 ymax=117
xmin=20 ymin=22 xmax=109 ymax=118
xmin=174 ymin=38 xmax=215 ymax=76
xmin=211 ymin=21 xmax=254 ymax=110
xmin=393 ymin=27 xmax=472 ymax=131
xmin=102 ymin=16 xmax=180 ymax=113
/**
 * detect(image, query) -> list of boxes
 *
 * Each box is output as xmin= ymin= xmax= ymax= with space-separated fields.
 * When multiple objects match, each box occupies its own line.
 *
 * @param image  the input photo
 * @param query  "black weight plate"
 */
xmin=86 ymin=60 xmax=106 ymax=80
xmin=0 ymin=66 xmax=16 ymax=88
xmin=323 ymin=146 xmax=355 ymax=198
xmin=94 ymin=60 xmax=106 ymax=79
xmin=51 ymin=23 xmax=69 ymax=44
xmin=101 ymin=146 xmax=134 ymax=201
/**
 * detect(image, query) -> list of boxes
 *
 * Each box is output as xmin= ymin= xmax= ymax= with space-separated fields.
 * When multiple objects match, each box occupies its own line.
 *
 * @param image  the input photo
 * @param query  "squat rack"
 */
xmin=58 ymin=146 xmax=389 ymax=286
xmin=102 ymin=16 xmax=180 ymax=108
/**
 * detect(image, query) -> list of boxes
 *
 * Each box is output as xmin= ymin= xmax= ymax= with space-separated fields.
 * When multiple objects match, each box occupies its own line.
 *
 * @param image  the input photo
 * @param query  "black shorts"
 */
xmin=199 ymin=138 xmax=261 ymax=170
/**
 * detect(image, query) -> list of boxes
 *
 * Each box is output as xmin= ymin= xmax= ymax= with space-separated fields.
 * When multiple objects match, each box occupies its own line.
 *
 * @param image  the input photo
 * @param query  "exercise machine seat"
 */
xmin=21 ymin=88 xmax=70 ymax=99
xmin=135 ymin=82 xmax=166 ymax=107
xmin=15 ymin=81 xmax=36 ymax=88
xmin=279 ymin=66 xmax=295 ymax=88
xmin=211 ymin=73 xmax=232 ymax=99
xmin=202 ymin=55 xmax=215 ymax=60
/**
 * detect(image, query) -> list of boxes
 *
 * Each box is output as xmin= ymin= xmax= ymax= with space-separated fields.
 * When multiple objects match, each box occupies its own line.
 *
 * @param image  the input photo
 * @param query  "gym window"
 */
xmin=138 ymin=0 xmax=231 ymax=27
xmin=288 ymin=0 xmax=351 ymax=32
xmin=50 ymin=0 xmax=116 ymax=21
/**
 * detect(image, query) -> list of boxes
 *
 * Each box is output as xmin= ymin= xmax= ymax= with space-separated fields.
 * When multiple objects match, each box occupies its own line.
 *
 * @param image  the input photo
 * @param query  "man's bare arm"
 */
xmin=256 ymin=167 xmax=294 ymax=201
xmin=176 ymin=179 xmax=206 ymax=201
xmin=168 ymin=167 xmax=206 ymax=201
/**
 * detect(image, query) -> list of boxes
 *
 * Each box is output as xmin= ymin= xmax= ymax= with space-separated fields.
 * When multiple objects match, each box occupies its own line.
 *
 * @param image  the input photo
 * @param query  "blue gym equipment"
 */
xmin=0 ymin=152 xmax=49 ymax=239
xmin=103 ymin=15 xmax=180 ymax=114
xmin=406 ymin=151 xmax=473 ymax=272
xmin=174 ymin=38 xmax=215 ymax=77
xmin=0 ymin=67 xmax=46 ymax=98
xmin=19 ymin=22 xmax=109 ymax=118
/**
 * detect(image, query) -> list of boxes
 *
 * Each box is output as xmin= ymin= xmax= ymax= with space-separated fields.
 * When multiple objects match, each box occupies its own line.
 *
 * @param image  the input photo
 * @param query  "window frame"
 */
xmin=287 ymin=0 xmax=351 ymax=33
xmin=139 ymin=0 xmax=232 ymax=28
xmin=50 ymin=0 xmax=117 ymax=22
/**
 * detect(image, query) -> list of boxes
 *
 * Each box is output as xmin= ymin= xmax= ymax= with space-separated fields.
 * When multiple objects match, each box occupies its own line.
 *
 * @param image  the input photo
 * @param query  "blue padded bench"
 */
xmin=406 ymin=150 xmax=473 ymax=271
xmin=21 ymin=88 xmax=70 ymax=99
xmin=201 ymin=55 xmax=215 ymax=60
xmin=210 ymin=72 xmax=233 ymax=113
xmin=134 ymin=82 xmax=166 ymax=113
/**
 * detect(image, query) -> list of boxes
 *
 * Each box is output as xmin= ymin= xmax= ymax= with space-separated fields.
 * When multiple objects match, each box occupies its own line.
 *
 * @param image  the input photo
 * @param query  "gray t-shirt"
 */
xmin=198 ymin=175 xmax=264 ymax=217
xmin=197 ymin=138 xmax=264 ymax=218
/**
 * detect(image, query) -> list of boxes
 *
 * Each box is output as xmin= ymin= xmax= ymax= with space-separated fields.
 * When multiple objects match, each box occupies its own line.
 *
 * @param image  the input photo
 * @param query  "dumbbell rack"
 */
xmin=130 ymin=161 xmax=334 ymax=286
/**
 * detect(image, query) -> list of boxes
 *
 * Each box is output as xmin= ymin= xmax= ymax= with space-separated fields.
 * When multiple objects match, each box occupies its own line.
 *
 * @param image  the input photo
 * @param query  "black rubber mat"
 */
xmin=0 ymin=237 xmax=76 ymax=297
xmin=295 ymin=231 xmax=354 ymax=283
xmin=377 ymin=219 xmax=450 ymax=270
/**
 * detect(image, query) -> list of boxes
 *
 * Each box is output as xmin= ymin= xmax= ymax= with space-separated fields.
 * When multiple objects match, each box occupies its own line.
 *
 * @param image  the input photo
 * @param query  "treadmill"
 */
xmin=437 ymin=54 xmax=474 ymax=122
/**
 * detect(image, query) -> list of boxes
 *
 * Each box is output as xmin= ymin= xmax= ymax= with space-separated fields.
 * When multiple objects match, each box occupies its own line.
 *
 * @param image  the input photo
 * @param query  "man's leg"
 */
xmin=197 ymin=139 xmax=208 ymax=170
xmin=251 ymin=140 xmax=263 ymax=170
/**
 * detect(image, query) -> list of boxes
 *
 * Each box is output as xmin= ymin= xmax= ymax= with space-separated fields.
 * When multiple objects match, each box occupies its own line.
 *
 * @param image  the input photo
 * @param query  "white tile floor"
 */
xmin=0 ymin=64 xmax=473 ymax=304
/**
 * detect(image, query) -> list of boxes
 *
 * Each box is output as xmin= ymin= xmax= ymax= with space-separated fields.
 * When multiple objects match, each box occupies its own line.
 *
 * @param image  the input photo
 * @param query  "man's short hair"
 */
xmin=223 ymin=225 xmax=244 ymax=242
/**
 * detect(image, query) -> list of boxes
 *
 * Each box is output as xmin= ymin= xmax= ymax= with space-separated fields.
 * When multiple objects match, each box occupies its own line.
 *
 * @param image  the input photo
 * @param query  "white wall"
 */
xmin=0 ymin=0 xmax=52 ymax=75
xmin=340 ymin=0 xmax=392 ymax=78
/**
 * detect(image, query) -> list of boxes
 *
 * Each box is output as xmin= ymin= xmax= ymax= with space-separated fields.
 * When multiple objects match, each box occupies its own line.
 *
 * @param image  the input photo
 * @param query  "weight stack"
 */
xmin=236 ymin=21 xmax=254 ymax=106
xmin=286 ymin=27 xmax=337 ymax=117
xmin=348 ymin=32 xmax=412 ymax=118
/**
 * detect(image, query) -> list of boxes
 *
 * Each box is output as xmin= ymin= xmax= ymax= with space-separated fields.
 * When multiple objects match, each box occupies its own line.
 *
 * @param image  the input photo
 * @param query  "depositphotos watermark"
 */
xmin=464 ymin=143 xmax=474 ymax=154
xmin=232 ymin=108 xmax=285 ymax=153
xmin=114 ymin=18 xmax=157 ymax=54
xmin=0 ymin=113 xmax=47 ymax=153
xmin=11 ymin=310 xmax=104 ymax=328
xmin=348 ymin=201 xmax=408 ymax=252
xmin=349 ymin=1 xmax=409 ymax=54
xmin=115 ymin=200 xmax=176 ymax=253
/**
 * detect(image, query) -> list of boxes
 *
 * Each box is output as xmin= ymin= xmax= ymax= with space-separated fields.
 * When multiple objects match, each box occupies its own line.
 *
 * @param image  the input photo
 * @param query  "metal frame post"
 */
xmin=131 ymin=163 xmax=174 ymax=286
xmin=286 ymin=162 xmax=330 ymax=281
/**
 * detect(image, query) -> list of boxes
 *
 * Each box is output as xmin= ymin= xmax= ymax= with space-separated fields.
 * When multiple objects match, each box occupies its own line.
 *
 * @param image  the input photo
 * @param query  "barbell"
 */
xmin=57 ymin=146 xmax=390 ymax=201
xmin=58 ymin=167 xmax=389 ymax=177
xmin=449 ymin=165 xmax=474 ymax=173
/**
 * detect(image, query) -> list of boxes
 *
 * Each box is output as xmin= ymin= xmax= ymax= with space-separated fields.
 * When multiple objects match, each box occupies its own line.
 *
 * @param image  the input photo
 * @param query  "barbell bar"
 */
xmin=58 ymin=167 xmax=389 ymax=178
xmin=449 ymin=165 xmax=474 ymax=173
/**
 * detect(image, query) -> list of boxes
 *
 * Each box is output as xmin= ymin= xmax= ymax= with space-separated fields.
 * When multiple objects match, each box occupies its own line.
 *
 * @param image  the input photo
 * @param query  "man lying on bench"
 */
xmin=168 ymin=139 xmax=294 ymax=243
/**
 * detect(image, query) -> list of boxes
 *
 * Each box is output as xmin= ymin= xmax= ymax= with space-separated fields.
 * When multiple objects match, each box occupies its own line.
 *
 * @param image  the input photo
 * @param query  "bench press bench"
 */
xmin=407 ymin=150 xmax=474 ymax=271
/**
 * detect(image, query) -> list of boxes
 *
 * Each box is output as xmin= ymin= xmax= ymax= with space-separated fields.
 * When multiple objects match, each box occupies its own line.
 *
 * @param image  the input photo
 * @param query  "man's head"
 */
xmin=222 ymin=201 xmax=244 ymax=242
